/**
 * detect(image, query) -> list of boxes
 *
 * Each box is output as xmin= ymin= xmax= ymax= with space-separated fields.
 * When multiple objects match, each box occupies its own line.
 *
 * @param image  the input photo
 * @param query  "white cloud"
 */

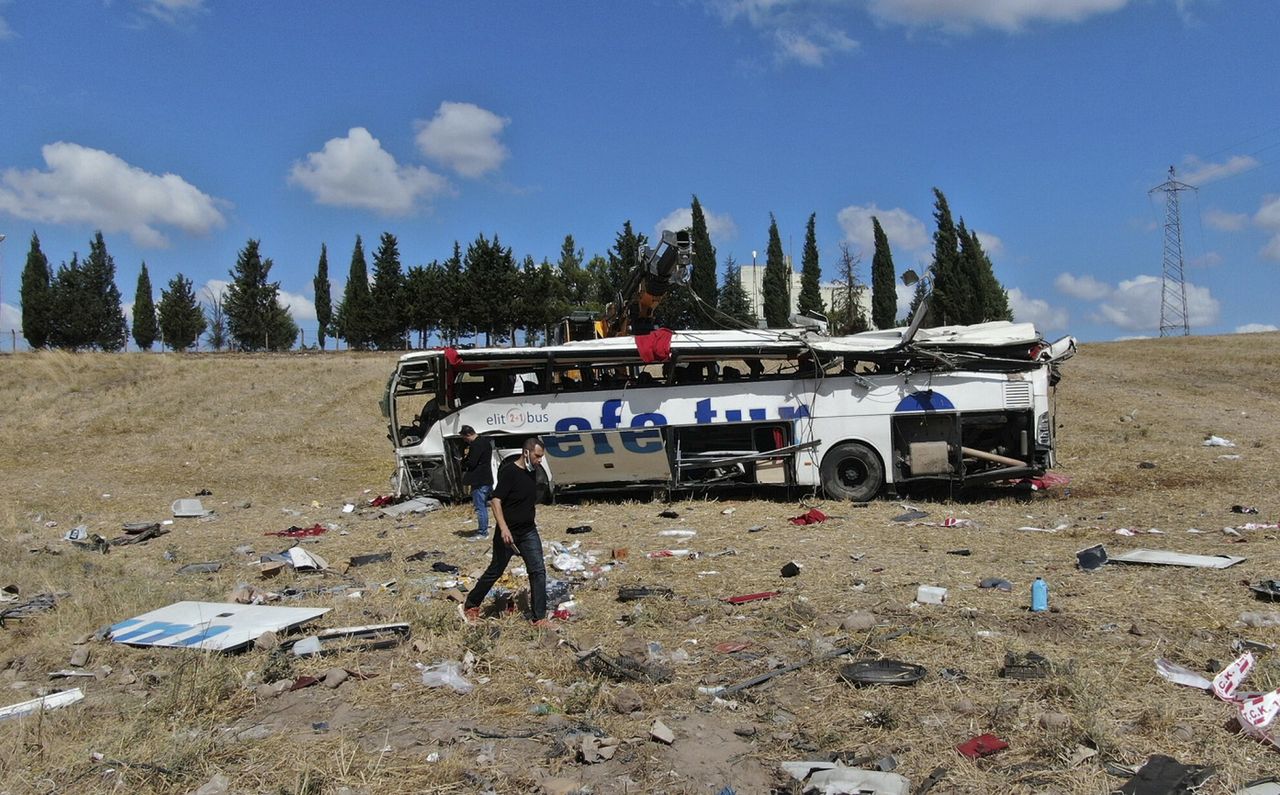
xmin=1007 ymin=287 xmax=1068 ymax=331
xmin=836 ymin=203 xmax=930 ymax=259
xmin=1204 ymin=208 xmax=1247 ymax=232
xmin=654 ymin=206 xmax=739 ymax=242
xmin=1256 ymin=195 xmax=1280 ymax=262
xmin=1 ymin=302 xmax=18 ymax=337
xmin=290 ymin=127 xmax=450 ymax=215
xmin=1179 ymin=154 xmax=1259 ymax=185
xmin=200 ymin=278 xmax=229 ymax=303
xmin=415 ymin=102 xmax=510 ymax=178
xmin=974 ymin=229 xmax=1003 ymax=256
xmin=710 ymin=0 xmax=858 ymax=66
xmin=0 ymin=14 xmax=14 ymax=40
xmin=866 ymin=0 xmax=1129 ymax=33
xmin=1235 ymin=323 xmax=1279 ymax=334
xmin=278 ymin=289 xmax=317 ymax=324
xmin=1093 ymin=274 xmax=1219 ymax=332
xmin=773 ymin=28 xmax=858 ymax=67
xmin=137 ymin=0 xmax=207 ymax=25
xmin=1054 ymin=272 xmax=1110 ymax=300
xmin=0 ymin=142 xmax=227 ymax=247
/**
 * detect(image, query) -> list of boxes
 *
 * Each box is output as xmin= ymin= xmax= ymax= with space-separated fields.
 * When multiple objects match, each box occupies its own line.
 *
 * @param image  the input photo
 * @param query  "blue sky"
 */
xmin=0 ymin=0 xmax=1277 ymax=347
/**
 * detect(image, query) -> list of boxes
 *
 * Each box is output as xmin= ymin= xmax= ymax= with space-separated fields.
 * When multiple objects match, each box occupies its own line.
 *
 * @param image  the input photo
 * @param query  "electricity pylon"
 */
xmin=1149 ymin=166 xmax=1195 ymax=337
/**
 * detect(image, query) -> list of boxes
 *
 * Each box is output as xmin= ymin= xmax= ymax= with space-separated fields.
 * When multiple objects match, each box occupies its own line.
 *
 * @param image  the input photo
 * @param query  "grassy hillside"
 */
xmin=0 ymin=335 xmax=1277 ymax=794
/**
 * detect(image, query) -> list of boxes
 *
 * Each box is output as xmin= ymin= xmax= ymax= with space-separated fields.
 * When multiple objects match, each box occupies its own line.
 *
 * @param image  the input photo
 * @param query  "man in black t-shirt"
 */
xmin=460 ymin=438 xmax=552 ymax=627
xmin=459 ymin=426 xmax=494 ymax=538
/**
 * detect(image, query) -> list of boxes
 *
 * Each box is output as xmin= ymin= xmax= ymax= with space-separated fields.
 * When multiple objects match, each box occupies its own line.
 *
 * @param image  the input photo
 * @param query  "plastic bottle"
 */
xmin=1031 ymin=578 xmax=1049 ymax=613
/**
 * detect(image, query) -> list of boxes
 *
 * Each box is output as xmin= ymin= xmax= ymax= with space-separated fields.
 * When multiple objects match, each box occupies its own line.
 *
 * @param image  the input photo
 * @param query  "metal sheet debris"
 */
xmin=379 ymin=497 xmax=442 ymax=517
xmin=1110 ymin=549 xmax=1246 ymax=569
xmin=0 ymin=688 xmax=84 ymax=722
xmin=109 ymin=601 xmax=329 ymax=652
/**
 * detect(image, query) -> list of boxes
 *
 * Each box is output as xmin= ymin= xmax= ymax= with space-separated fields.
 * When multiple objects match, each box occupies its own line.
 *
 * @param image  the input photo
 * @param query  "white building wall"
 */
xmin=736 ymin=263 xmax=874 ymax=328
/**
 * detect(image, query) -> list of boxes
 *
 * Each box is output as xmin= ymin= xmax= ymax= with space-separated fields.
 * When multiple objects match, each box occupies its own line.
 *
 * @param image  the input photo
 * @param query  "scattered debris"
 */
xmin=789 ymin=509 xmax=829 ymax=525
xmin=579 ymin=734 xmax=621 ymax=763
xmin=724 ymin=591 xmax=780 ymax=605
xmin=111 ymin=522 xmax=169 ymax=546
xmin=915 ymin=585 xmax=947 ymax=605
xmin=347 ymin=551 xmax=392 ymax=568
xmin=566 ymin=525 xmax=593 ymax=534
xmin=1250 ymin=581 xmax=1280 ymax=601
xmin=1110 ymin=548 xmax=1246 ymax=569
xmin=617 ymin=586 xmax=674 ymax=602
xmin=416 ymin=661 xmax=474 ymax=694
xmin=290 ymin=623 xmax=411 ymax=657
xmin=0 ymin=688 xmax=84 ymax=722
xmin=892 ymin=509 xmax=928 ymax=523
xmin=946 ymin=548 xmax=971 ymax=556
xmin=0 ymin=592 xmax=60 ymax=624
xmin=714 ymin=645 xmax=858 ymax=697
xmin=955 ymin=733 xmax=1009 ymax=760
xmin=576 ymin=647 xmax=673 ymax=684
xmin=1233 ymin=505 xmax=1261 ymax=514
xmin=780 ymin=761 xmax=910 ymax=795
xmin=109 ymin=601 xmax=329 ymax=652
xmin=172 ymin=498 xmax=211 ymax=518
xmin=838 ymin=659 xmax=927 ymax=687
xmin=1203 ymin=435 xmax=1236 ymax=448
xmin=650 ymin=718 xmax=675 ymax=744
xmin=978 ymin=578 xmax=1013 ymax=592
xmin=1118 ymin=754 xmax=1215 ymax=794
xmin=659 ymin=528 xmax=697 ymax=538
xmin=1076 ymin=544 xmax=1108 ymax=572
xmin=781 ymin=562 xmax=802 ymax=577
xmin=379 ymin=497 xmax=442 ymax=517
xmin=265 ymin=524 xmax=327 ymax=538
xmin=1001 ymin=651 xmax=1052 ymax=680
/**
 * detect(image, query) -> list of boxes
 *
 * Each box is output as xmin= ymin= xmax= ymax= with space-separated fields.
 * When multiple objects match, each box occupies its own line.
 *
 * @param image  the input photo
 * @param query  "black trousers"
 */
xmin=463 ymin=526 xmax=547 ymax=620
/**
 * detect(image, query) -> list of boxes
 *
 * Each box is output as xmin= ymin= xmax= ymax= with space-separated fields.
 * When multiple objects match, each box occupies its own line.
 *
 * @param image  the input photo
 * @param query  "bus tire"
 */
xmin=821 ymin=442 xmax=884 ymax=502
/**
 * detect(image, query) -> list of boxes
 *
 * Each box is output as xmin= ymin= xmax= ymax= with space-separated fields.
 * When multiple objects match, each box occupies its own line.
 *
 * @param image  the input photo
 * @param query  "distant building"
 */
xmin=737 ymin=260 xmax=874 ymax=329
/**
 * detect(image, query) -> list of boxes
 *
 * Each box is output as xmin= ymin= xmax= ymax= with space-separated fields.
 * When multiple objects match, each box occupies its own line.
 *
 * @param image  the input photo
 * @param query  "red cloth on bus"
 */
xmin=635 ymin=328 xmax=673 ymax=363
xmin=443 ymin=347 xmax=462 ymax=366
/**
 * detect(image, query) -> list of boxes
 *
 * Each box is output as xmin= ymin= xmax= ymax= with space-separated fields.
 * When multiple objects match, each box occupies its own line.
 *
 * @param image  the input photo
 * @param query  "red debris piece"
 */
xmin=714 ymin=641 xmax=752 ymax=653
xmin=265 ymin=524 xmax=327 ymax=538
xmin=370 ymin=495 xmax=398 ymax=508
xmin=724 ymin=591 xmax=781 ymax=605
xmin=289 ymin=676 xmax=321 ymax=691
xmin=788 ymin=509 xmax=828 ymax=526
xmin=1010 ymin=472 xmax=1071 ymax=491
xmin=955 ymin=733 xmax=1009 ymax=759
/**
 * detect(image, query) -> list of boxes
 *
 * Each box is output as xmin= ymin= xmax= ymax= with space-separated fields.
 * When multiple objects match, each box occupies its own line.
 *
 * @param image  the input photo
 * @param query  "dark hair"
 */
xmin=460 ymin=425 xmax=476 ymax=437
xmin=523 ymin=436 xmax=545 ymax=453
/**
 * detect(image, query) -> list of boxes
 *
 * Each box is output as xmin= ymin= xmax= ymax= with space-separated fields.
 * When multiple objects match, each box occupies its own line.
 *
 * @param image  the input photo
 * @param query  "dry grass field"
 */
xmin=1 ymin=334 xmax=1279 ymax=794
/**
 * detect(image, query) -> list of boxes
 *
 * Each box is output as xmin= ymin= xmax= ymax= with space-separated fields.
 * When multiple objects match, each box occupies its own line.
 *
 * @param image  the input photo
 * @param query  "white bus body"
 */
xmin=382 ymin=323 xmax=1075 ymax=502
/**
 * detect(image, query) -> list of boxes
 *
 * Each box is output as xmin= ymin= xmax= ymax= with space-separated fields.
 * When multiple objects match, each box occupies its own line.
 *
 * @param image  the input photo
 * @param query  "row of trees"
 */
xmin=16 ymin=189 xmax=1011 ymax=353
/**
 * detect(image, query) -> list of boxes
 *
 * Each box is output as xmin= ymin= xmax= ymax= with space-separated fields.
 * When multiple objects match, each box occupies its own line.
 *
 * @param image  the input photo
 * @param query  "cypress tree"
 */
xmin=960 ymin=227 xmax=1012 ymax=322
xmin=870 ymin=217 xmax=897 ymax=330
xmin=441 ymin=242 xmax=465 ymax=344
xmin=19 ymin=232 xmax=53 ymax=349
xmin=49 ymin=254 xmax=94 ymax=349
xmin=224 ymin=239 xmax=297 ymax=351
xmin=761 ymin=214 xmax=790 ymax=328
xmin=797 ymin=213 xmax=824 ymax=316
xmin=464 ymin=233 xmax=519 ymax=345
xmin=368 ymin=232 xmax=406 ymax=350
xmin=557 ymin=235 xmax=591 ymax=308
xmin=82 ymin=231 xmax=128 ymax=351
xmin=157 ymin=273 xmax=207 ymax=351
xmin=689 ymin=196 xmax=718 ymax=325
xmin=132 ymin=262 xmax=158 ymax=351
xmin=928 ymin=189 xmax=969 ymax=327
xmin=336 ymin=235 xmax=372 ymax=349
xmin=313 ymin=244 xmax=332 ymax=350
xmin=603 ymin=221 xmax=646 ymax=308
xmin=717 ymin=255 xmax=755 ymax=327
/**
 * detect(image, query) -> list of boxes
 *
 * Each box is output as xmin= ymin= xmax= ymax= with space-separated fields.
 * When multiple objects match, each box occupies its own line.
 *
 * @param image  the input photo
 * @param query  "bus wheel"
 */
xmin=821 ymin=443 xmax=884 ymax=502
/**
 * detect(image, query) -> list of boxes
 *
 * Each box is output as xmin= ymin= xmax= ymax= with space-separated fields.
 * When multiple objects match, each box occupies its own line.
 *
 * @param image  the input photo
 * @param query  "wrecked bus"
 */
xmin=381 ymin=320 xmax=1075 ymax=502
